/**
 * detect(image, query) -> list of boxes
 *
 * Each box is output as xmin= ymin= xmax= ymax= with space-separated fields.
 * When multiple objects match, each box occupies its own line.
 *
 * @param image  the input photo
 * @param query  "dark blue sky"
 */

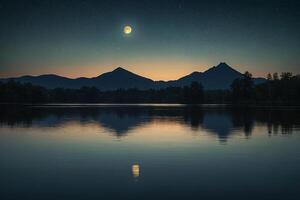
xmin=0 ymin=0 xmax=299 ymax=80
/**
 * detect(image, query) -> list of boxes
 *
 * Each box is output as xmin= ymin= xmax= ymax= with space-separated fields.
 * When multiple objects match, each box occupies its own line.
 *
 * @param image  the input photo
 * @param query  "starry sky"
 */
xmin=0 ymin=0 xmax=300 ymax=80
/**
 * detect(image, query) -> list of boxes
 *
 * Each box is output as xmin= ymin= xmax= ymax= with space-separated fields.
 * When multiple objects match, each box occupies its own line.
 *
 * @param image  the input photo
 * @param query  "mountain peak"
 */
xmin=205 ymin=62 xmax=239 ymax=74
xmin=216 ymin=62 xmax=230 ymax=68
xmin=113 ymin=67 xmax=128 ymax=72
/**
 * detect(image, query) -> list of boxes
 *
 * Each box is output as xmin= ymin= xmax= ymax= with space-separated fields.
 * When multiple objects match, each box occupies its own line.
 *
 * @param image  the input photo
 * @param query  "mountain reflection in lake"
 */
xmin=0 ymin=105 xmax=300 ymax=200
xmin=0 ymin=105 xmax=299 ymax=141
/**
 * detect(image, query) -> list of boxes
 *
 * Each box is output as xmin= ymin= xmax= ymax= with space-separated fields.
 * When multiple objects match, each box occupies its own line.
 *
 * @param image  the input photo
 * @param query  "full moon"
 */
xmin=123 ymin=25 xmax=132 ymax=34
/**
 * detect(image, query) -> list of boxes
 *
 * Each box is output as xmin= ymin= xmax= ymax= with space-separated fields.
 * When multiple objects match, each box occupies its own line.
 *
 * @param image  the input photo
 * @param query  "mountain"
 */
xmin=198 ymin=62 xmax=243 ymax=90
xmin=87 ymin=67 xmax=155 ymax=90
xmin=0 ymin=63 xmax=265 ymax=90
xmin=162 ymin=62 xmax=254 ymax=90
xmin=10 ymin=74 xmax=75 ymax=88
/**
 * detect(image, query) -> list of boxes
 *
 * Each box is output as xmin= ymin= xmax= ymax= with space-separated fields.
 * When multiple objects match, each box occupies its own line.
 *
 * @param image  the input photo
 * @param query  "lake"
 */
xmin=0 ymin=104 xmax=300 ymax=200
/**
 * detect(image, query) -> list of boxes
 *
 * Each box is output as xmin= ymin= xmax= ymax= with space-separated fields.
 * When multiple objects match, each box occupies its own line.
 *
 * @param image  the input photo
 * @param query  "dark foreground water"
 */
xmin=0 ymin=104 xmax=300 ymax=200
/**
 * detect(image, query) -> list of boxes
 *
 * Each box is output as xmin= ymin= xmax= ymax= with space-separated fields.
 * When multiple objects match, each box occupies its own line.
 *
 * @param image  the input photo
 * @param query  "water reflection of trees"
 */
xmin=256 ymin=109 xmax=297 ymax=135
xmin=231 ymin=108 xmax=255 ymax=137
xmin=0 ymin=105 xmax=299 ymax=140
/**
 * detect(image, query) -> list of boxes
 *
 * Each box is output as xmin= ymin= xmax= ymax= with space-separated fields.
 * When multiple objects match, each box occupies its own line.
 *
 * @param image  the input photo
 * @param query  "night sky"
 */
xmin=1 ymin=0 xmax=300 ymax=80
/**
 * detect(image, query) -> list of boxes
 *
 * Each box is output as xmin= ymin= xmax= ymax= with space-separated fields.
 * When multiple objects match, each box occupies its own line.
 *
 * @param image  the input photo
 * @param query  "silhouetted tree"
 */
xmin=273 ymin=72 xmax=279 ymax=81
xmin=280 ymin=72 xmax=293 ymax=80
xmin=267 ymin=73 xmax=272 ymax=81
xmin=182 ymin=82 xmax=204 ymax=104
xmin=231 ymin=71 xmax=254 ymax=103
xmin=189 ymin=81 xmax=204 ymax=104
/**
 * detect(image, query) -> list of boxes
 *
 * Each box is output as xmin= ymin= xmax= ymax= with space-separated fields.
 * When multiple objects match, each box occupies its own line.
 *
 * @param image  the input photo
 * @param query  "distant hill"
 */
xmin=87 ymin=67 xmax=155 ymax=90
xmin=11 ymin=74 xmax=74 ymax=88
xmin=0 ymin=63 xmax=265 ymax=90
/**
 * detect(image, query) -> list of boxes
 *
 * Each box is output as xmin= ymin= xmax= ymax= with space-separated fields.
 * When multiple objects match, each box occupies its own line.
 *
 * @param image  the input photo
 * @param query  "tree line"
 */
xmin=0 ymin=72 xmax=299 ymax=105
xmin=0 ymin=81 xmax=204 ymax=104
xmin=232 ymin=72 xmax=300 ymax=105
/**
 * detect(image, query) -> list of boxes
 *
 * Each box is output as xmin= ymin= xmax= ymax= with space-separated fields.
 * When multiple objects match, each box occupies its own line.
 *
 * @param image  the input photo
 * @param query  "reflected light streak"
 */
xmin=132 ymin=164 xmax=140 ymax=178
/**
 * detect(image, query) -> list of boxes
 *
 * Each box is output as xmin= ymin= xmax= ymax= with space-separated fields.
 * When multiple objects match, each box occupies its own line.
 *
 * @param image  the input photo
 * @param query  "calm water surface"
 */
xmin=0 ymin=105 xmax=300 ymax=200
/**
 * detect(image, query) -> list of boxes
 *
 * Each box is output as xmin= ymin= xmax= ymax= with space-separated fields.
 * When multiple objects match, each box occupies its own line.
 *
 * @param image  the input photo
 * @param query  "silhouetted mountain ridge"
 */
xmin=0 ymin=63 xmax=265 ymax=90
xmin=89 ymin=67 xmax=155 ymax=90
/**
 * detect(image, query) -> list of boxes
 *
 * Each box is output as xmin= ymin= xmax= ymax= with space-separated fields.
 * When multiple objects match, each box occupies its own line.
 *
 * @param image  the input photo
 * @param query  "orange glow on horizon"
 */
xmin=1 ymin=64 xmax=208 ymax=81
xmin=0 ymin=61 xmax=268 ymax=80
